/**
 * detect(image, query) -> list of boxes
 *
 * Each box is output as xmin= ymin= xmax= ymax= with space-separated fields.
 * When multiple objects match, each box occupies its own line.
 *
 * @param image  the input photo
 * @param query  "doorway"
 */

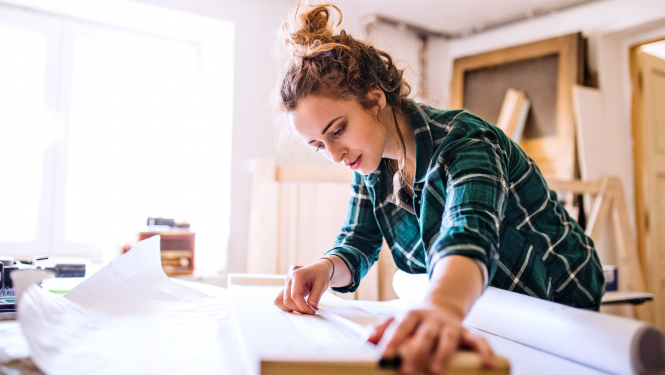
xmin=631 ymin=39 xmax=665 ymax=331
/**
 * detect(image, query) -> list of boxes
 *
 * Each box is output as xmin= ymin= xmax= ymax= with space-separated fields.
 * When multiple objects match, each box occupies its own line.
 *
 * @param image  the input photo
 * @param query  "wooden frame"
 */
xmin=629 ymin=38 xmax=664 ymax=283
xmin=629 ymin=40 xmax=665 ymax=330
xmin=547 ymin=177 xmax=651 ymax=322
xmin=451 ymin=33 xmax=583 ymax=179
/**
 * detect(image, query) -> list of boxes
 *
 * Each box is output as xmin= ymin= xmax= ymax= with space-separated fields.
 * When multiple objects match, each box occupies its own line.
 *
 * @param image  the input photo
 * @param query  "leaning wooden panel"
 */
xmin=450 ymin=33 xmax=583 ymax=180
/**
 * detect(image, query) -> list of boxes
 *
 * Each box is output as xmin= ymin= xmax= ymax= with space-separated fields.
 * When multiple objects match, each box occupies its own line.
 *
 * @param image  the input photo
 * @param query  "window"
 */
xmin=0 ymin=3 xmax=234 ymax=275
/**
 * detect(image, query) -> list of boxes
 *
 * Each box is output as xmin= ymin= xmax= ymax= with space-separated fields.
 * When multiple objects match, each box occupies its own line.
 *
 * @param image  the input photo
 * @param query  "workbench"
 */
xmin=0 ymin=280 xmax=617 ymax=375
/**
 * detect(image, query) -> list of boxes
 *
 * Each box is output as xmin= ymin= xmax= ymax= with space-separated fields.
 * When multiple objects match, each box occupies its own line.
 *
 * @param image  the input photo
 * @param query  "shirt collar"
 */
xmin=406 ymin=100 xmax=436 ymax=184
xmin=364 ymin=100 xmax=436 ymax=187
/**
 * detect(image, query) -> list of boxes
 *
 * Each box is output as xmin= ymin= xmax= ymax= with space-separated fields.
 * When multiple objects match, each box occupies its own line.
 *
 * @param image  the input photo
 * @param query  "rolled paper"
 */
xmin=393 ymin=270 xmax=665 ymax=375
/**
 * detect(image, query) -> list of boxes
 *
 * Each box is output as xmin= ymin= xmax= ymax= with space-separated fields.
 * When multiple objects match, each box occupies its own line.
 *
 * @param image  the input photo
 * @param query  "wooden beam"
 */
xmin=585 ymin=177 xmax=612 ymax=243
xmin=609 ymin=178 xmax=653 ymax=323
xmin=546 ymin=179 xmax=602 ymax=195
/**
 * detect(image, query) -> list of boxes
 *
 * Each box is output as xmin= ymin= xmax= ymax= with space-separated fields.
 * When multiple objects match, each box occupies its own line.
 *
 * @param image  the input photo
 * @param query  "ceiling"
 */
xmin=333 ymin=0 xmax=599 ymax=37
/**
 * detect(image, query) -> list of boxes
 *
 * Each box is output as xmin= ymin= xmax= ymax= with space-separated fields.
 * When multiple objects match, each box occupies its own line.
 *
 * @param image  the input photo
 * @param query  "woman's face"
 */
xmin=288 ymin=92 xmax=389 ymax=175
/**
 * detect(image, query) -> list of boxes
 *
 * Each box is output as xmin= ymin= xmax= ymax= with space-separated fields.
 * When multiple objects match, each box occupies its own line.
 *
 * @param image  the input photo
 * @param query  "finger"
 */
xmin=306 ymin=277 xmax=328 ymax=310
xmin=290 ymin=272 xmax=315 ymax=314
xmin=429 ymin=327 xmax=461 ymax=375
xmin=380 ymin=311 xmax=422 ymax=359
xmin=274 ymin=288 xmax=293 ymax=312
xmin=401 ymin=320 xmax=440 ymax=375
xmin=367 ymin=317 xmax=394 ymax=345
xmin=282 ymin=277 xmax=299 ymax=312
xmin=461 ymin=330 xmax=494 ymax=368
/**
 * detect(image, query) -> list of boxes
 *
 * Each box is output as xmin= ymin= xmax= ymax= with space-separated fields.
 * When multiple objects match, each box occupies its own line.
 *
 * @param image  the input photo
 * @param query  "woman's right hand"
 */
xmin=274 ymin=259 xmax=334 ymax=315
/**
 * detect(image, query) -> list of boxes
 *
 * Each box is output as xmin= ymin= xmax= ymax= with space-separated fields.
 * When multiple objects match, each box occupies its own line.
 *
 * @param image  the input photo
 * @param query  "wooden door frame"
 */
xmin=629 ymin=37 xmax=665 ymax=281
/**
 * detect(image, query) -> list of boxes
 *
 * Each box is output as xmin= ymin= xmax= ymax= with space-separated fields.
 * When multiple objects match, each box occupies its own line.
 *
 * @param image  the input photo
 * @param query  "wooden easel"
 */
xmin=548 ymin=177 xmax=652 ymax=323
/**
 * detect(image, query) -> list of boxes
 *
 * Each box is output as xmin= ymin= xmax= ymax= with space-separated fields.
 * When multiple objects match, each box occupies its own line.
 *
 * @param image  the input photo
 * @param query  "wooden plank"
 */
xmin=546 ymin=179 xmax=602 ymax=195
xmin=495 ymin=88 xmax=530 ymax=143
xmin=609 ymin=178 xmax=652 ymax=323
xmin=278 ymin=183 xmax=299 ymax=274
xmin=247 ymin=181 xmax=280 ymax=274
xmin=248 ymin=160 xmax=278 ymax=274
xmin=585 ymin=177 xmax=612 ymax=243
xmin=296 ymin=183 xmax=319 ymax=267
xmin=572 ymin=85 xmax=608 ymax=181
xmin=378 ymin=241 xmax=399 ymax=301
xmin=262 ymin=353 xmax=510 ymax=375
xmin=357 ymin=261 xmax=380 ymax=302
xmin=314 ymin=183 xmax=341 ymax=259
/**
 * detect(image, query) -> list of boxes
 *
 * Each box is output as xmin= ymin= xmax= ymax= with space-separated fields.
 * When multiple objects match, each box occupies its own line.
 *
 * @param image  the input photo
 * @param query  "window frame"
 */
xmin=0 ymin=1 xmax=234 ymax=273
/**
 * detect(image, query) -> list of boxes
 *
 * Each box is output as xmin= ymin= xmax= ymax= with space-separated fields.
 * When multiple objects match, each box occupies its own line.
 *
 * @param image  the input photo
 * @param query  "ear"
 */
xmin=367 ymin=86 xmax=387 ymax=110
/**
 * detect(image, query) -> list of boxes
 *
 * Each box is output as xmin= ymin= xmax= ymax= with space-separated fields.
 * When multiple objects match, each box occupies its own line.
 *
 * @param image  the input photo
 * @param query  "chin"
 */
xmin=356 ymin=159 xmax=381 ymax=175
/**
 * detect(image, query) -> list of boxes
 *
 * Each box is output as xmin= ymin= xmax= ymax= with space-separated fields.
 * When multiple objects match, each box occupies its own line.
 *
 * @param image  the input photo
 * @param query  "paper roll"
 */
xmin=392 ymin=270 xmax=665 ymax=375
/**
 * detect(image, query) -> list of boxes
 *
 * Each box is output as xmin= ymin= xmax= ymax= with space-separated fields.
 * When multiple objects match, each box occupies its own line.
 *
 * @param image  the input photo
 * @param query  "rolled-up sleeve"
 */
xmin=325 ymin=172 xmax=383 ymax=293
xmin=426 ymin=123 xmax=509 ymax=287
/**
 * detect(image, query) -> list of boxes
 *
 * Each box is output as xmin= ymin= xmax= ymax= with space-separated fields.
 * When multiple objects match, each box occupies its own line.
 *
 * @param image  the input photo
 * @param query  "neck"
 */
xmin=381 ymin=105 xmax=416 ymax=167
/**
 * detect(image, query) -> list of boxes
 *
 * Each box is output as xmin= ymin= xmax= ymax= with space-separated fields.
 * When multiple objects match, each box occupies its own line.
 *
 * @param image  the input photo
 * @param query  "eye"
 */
xmin=315 ymin=144 xmax=324 ymax=152
xmin=333 ymin=124 xmax=345 ymax=137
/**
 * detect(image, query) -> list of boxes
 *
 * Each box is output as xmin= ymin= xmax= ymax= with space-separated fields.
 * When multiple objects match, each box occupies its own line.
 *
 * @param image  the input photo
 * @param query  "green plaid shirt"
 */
xmin=325 ymin=101 xmax=604 ymax=309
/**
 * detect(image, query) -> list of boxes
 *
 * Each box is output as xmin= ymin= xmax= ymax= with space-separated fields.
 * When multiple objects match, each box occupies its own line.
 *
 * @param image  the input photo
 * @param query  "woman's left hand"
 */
xmin=367 ymin=304 xmax=494 ymax=375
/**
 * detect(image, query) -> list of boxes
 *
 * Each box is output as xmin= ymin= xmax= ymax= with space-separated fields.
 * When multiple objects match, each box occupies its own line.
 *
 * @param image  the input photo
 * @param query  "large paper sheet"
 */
xmin=393 ymin=270 xmax=665 ymax=375
xmin=18 ymin=236 xmax=243 ymax=375
xmin=228 ymin=284 xmax=380 ymax=375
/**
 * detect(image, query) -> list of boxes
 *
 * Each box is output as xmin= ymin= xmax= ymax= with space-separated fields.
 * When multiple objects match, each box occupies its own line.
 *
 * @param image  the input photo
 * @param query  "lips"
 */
xmin=349 ymin=155 xmax=362 ymax=170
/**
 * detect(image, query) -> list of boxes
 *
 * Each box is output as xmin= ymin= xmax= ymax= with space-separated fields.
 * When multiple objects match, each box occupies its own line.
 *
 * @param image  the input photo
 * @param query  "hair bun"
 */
xmin=283 ymin=2 xmax=347 ymax=59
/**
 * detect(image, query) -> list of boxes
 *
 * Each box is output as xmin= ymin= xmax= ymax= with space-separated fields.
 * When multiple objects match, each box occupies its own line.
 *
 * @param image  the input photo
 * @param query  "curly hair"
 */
xmin=274 ymin=1 xmax=413 ymax=201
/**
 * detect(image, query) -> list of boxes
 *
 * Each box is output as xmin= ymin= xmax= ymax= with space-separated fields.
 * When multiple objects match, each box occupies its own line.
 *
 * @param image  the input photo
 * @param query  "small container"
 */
xmin=603 ymin=265 xmax=618 ymax=292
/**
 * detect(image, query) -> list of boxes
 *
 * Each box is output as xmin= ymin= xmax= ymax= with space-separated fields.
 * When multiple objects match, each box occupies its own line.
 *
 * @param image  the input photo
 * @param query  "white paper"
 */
xmin=392 ymin=270 xmax=665 ymax=375
xmin=228 ymin=284 xmax=381 ymax=375
xmin=18 ymin=236 xmax=244 ymax=375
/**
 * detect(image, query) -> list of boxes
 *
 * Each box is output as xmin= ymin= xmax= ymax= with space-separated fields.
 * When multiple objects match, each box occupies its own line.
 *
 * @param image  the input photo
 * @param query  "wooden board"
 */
xmin=495 ymin=88 xmax=530 ymax=143
xmin=572 ymin=85 xmax=608 ymax=181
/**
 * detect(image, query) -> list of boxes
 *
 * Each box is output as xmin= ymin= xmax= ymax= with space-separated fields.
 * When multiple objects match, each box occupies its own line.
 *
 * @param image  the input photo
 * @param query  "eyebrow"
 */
xmin=308 ymin=116 xmax=342 ymax=144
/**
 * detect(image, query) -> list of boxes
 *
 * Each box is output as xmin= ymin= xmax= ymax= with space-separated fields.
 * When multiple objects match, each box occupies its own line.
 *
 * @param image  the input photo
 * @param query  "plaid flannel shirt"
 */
xmin=325 ymin=100 xmax=605 ymax=309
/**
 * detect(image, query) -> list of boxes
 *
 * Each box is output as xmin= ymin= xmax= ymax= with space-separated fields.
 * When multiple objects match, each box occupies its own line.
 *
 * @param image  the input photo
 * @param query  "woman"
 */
xmin=272 ymin=3 xmax=605 ymax=375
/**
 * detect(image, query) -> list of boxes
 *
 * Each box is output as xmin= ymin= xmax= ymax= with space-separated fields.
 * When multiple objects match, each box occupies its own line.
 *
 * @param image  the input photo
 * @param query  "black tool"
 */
xmin=379 ymin=356 xmax=402 ymax=369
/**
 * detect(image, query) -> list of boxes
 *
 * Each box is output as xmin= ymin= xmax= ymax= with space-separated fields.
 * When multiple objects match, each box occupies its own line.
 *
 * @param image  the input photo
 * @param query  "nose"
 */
xmin=326 ymin=143 xmax=346 ymax=164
